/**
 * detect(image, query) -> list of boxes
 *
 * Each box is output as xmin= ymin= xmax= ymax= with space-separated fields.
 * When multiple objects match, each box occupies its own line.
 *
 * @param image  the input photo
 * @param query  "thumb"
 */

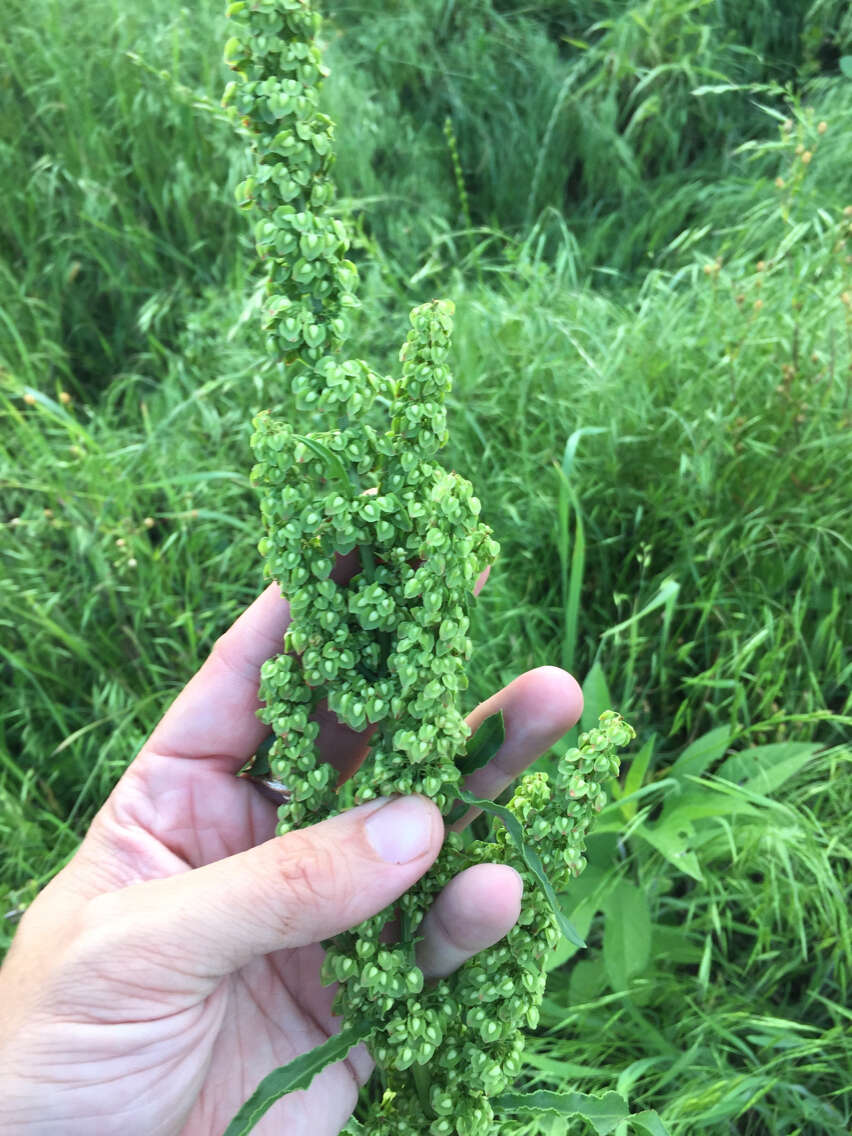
xmin=93 ymin=795 xmax=443 ymax=984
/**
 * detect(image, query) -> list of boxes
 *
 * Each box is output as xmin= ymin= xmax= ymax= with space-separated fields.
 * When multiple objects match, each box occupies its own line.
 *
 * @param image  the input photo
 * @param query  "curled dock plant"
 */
xmin=222 ymin=3 xmax=637 ymax=1133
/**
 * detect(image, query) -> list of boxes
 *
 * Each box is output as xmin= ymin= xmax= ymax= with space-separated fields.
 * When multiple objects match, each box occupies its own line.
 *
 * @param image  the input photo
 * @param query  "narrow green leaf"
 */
xmin=560 ymin=426 xmax=609 ymax=481
xmin=547 ymin=866 xmax=611 ymax=970
xmin=223 ymin=1021 xmax=372 ymax=1136
xmin=554 ymin=466 xmax=571 ymax=671
xmin=622 ymin=735 xmax=655 ymax=819
xmin=839 ymin=55 xmax=852 ymax=78
xmin=602 ymin=880 xmax=652 ymax=991
xmin=600 ymin=578 xmax=680 ymax=641
xmin=545 ymin=922 xmax=584 ymax=972
xmin=493 ymin=1088 xmax=629 ymax=1135
xmin=458 ymin=790 xmax=586 ymax=947
xmin=581 ymin=661 xmax=612 ymax=733
xmin=525 ymin=843 xmax=587 ymax=948
xmin=564 ymin=497 xmax=585 ymax=675
xmin=554 ymin=439 xmax=601 ymax=675
xmin=456 ymin=710 xmax=505 ymax=777
xmin=668 ymin=726 xmax=731 ymax=781
xmin=291 ymin=433 xmax=349 ymax=484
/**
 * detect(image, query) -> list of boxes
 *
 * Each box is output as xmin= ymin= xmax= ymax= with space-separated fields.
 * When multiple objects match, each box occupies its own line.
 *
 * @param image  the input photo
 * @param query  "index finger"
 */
xmin=143 ymin=581 xmax=292 ymax=768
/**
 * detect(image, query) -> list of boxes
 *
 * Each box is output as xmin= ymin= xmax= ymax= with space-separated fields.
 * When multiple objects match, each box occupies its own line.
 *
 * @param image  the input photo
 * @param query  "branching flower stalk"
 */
xmin=222 ymin=3 xmax=635 ymax=1133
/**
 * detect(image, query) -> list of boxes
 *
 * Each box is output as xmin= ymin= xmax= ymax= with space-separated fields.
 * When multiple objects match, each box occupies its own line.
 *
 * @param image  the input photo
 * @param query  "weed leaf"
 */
xmin=629 ymin=1110 xmax=673 ymax=1135
xmin=458 ymin=790 xmax=586 ymax=947
xmin=456 ymin=709 xmax=505 ymax=776
xmin=636 ymin=820 xmax=703 ymax=882
xmin=581 ymin=662 xmax=613 ymax=733
xmin=602 ymin=880 xmax=652 ymax=991
xmin=493 ymin=1088 xmax=629 ymax=1134
xmin=621 ymin=735 xmax=656 ymax=818
xmin=222 ymin=1020 xmax=372 ymax=1136
xmin=291 ymin=433 xmax=349 ymax=484
xmin=668 ymin=726 xmax=731 ymax=781
xmin=716 ymin=741 xmax=820 ymax=796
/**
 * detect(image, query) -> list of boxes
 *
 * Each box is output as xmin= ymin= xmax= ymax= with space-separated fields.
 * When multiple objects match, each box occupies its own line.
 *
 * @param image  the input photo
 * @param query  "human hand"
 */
xmin=0 ymin=580 xmax=582 ymax=1136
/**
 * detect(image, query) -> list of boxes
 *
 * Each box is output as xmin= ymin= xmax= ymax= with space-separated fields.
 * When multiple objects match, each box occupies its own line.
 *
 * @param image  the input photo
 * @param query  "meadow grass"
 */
xmin=1 ymin=1 xmax=850 ymax=1131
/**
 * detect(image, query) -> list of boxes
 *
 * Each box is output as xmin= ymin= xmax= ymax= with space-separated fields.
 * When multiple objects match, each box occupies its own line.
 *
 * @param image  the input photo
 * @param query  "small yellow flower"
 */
xmin=775 ymin=176 xmax=785 ymax=189
xmin=801 ymin=150 xmax=812 ymax=165
xmin=23 ymin=392 xmax=36 ymax=406
xmin=58 ymin=391 xmax=72 ymax=405
xmin=754 ymin=298 xmax=764 ymax=311
xmin=817 ymin=121 xmax=827 ymax=134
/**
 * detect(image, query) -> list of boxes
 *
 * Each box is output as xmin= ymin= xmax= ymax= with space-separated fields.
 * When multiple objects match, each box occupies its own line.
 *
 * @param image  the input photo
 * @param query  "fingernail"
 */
xmin=365 ymin=796 xmax=435 ymax=863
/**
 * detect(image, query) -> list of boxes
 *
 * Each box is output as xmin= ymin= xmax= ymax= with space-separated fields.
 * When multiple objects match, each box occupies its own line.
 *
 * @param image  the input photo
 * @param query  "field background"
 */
xmin=1 ymin=0 xmax=850 ymax=1132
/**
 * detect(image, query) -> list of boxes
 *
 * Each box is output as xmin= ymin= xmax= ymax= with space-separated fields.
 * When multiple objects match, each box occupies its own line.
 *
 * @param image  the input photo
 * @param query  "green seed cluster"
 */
xmin=223 ymin=0 xmax=357 ymax=374
xmin=323 ymin=712 xmax=634 ymax=1136
xmin=223 ymin=4 xmax=634 ymax=1133
xmin=249 ymin=295 xmax=499 ymax=826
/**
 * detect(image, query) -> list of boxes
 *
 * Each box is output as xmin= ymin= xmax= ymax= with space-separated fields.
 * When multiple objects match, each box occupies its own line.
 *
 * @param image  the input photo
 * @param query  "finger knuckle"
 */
xmin=268 ymin=834 xmax=350 ymax=933
xmin=209 ymin=630 xmax=257 ymax=683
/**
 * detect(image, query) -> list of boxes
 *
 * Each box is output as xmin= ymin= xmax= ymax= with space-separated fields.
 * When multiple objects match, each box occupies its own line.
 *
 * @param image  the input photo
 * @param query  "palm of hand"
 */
xmin=77 ymin=754 xmax=365 ymax=1136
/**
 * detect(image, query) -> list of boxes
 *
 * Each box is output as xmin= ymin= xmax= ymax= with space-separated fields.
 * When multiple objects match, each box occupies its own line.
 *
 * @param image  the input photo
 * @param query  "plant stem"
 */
xmin=358 ymin=542 xmax=376 ymax=582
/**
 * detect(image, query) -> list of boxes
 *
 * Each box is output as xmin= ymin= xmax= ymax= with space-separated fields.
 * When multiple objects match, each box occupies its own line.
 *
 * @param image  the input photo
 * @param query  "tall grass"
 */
xmin=1 ymin=0 xmax=850 ymax=1129
xmin=0 ymin=0 xmax=245 ymax=394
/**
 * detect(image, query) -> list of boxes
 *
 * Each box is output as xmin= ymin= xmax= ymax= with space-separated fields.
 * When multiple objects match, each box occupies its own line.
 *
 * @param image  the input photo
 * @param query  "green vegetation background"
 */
xmin=1 ymin=1 xmax=850 ymax=1131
